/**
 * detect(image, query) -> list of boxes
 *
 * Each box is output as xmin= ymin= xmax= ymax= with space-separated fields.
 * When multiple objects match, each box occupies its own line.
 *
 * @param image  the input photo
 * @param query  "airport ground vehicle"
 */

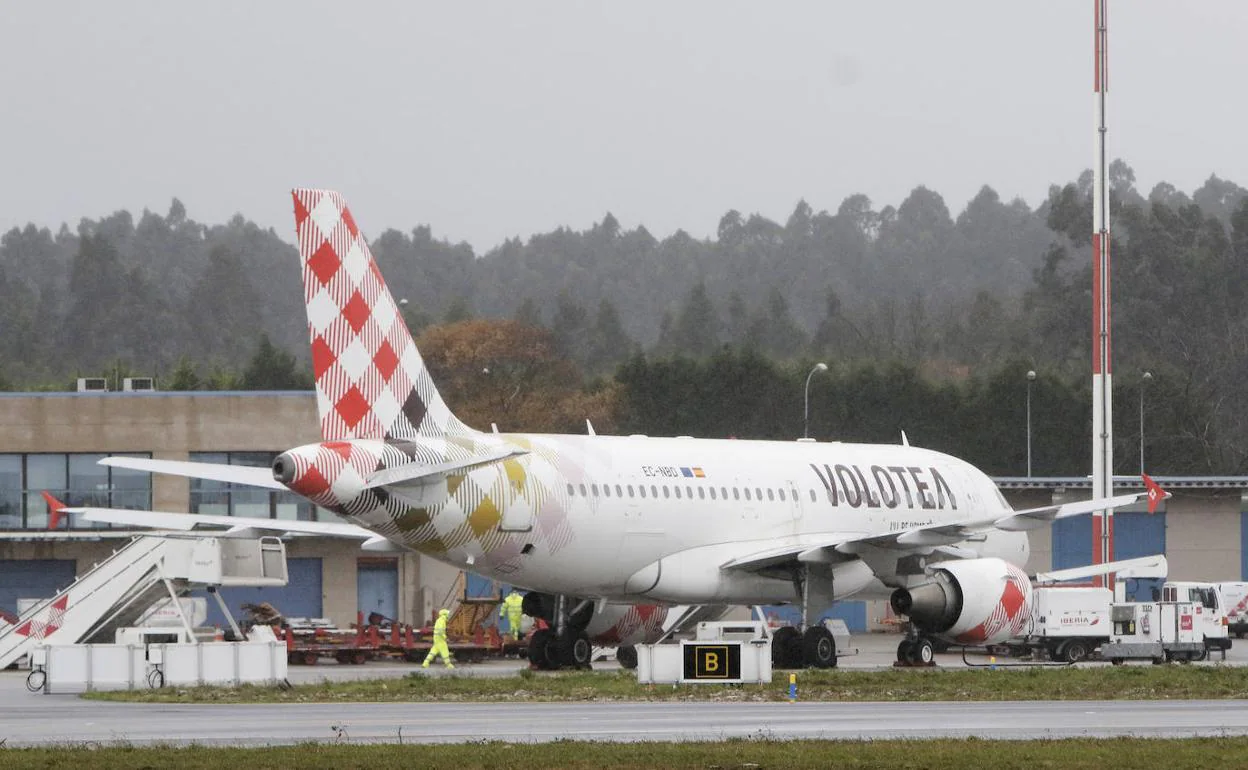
xmin=1217 ymin=582 xmax=1248 ymax=638
xmin=1006 ymin=586 xmax=1112 ymax=663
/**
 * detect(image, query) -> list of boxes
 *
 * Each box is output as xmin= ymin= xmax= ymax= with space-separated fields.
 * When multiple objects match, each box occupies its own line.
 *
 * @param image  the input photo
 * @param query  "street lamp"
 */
xmin=1140 ymin=371 xmax=1152 ymax=474
xmin=803 ymin=363 xmax=829 ymax=440
xmin=1026 ymin=370 xmax=1037 ymax=477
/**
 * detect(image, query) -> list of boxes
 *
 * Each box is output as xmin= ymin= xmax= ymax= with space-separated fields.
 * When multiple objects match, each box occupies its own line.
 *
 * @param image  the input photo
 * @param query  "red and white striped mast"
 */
xmin=1091 ymin=0 xmax=1114 ymax=583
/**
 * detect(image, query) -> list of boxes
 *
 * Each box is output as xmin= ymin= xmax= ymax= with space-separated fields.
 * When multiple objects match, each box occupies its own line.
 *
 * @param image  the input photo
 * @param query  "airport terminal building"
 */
xmin=3 ymin=390 xmax=1248 ymax=632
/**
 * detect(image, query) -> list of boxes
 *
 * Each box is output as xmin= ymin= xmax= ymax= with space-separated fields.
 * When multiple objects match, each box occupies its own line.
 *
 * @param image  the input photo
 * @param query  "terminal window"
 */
xmin=0 ymin=452 xmax=152 ymax=530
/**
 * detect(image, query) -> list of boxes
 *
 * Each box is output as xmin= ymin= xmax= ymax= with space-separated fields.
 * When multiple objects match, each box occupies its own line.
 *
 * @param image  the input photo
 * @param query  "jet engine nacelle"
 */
xmin=889 ymin=558 xmax=1033 ymax=645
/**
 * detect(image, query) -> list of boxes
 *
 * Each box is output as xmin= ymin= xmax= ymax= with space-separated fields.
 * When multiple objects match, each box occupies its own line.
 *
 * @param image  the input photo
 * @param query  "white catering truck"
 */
xmin=1216 ymin=582 xmax=1248 ymax=638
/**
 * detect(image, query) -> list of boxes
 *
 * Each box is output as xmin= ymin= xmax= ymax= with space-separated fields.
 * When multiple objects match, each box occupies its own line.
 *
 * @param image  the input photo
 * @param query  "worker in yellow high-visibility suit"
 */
xmin=423 ymin=608 xmax=454 ymax=669
xmin=500 ymin=590 xmax=525 ymax=641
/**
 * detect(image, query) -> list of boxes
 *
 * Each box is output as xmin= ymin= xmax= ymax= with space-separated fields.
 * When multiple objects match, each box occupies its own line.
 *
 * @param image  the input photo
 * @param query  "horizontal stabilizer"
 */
xmin=363 ymin=447 xmax=528 ymax=489
xmin=65 ymin=506 xmax=376 ymax=539
xmin=993 ymin=490 xmax=1162 ymax=532
xmin=1034 ymin=554 xmax=1168 ymax=584
xmin=99 ymin=457 xmax=287 ymax=490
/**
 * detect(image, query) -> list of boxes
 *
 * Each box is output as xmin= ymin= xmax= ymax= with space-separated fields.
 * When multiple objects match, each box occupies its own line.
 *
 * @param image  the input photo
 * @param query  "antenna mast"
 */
xmin=1091 ymin=0 xmax=1114 ymax=584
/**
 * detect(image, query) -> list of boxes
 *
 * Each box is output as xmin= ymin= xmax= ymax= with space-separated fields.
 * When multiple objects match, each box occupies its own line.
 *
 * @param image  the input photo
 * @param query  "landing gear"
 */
xmin=802 ymin=626 xmax=838 ymax=669
xmin=522 ymin=593 xmax=593 ymax=671
xmin=771 ymin=626 xmax=805 ymax=669
xmin=896 ymin=636 xmax=935 ymax=666
xmin=769 ymin=625 xmax=839 ymax=669
xmin=616 ymin=644 xmax=638 ymax=670
xmin=528 ymin=628 xmax=560 ymax=670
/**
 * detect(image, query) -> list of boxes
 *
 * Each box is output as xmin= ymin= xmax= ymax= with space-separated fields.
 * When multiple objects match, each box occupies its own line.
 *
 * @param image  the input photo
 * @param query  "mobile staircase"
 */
xmin=0 ymin=535 xmax=288 ymax=669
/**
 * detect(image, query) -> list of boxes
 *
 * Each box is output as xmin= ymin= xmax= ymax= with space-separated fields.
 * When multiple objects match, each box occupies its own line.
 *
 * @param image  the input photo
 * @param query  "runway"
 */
xmin=4 ymin=697 xmax=1248 ymax=746
xmin=3 ymin=634 xmax=1246 ymax=747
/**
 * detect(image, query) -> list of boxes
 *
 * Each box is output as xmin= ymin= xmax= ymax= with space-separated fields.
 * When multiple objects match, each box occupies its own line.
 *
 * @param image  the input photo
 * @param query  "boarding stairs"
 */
xmin=0 ymin=534 xmax=289 ymax=669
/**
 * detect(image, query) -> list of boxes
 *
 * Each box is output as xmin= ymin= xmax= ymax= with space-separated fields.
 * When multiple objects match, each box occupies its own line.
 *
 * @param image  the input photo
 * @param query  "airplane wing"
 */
xmin=99 ymin=457 xmax=287 ymax=490
xmin=721 ymin=486 xmax=1166 ymax=573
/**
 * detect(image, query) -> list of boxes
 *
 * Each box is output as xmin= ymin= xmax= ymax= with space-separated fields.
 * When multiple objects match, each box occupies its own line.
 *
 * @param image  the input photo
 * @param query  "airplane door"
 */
xmin=787 ymin=480 xmax=803 ymax=520
xmin=498 ymin=458 xmax=534 ymax=532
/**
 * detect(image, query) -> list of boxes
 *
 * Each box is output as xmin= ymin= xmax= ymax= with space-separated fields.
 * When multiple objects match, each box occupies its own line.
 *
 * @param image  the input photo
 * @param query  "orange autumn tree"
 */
xmin=416 ymin=318 xmax=618 ymax=434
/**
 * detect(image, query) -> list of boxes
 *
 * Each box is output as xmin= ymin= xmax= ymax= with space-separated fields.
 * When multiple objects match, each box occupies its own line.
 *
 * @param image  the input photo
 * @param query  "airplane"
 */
xmin=81 ymin=188 xmax=1165 ymax=670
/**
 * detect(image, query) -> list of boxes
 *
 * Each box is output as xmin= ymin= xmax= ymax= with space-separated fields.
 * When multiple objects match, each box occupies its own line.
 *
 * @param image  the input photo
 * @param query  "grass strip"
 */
xmin=3 ymin=737 xmax=1248 ymax=769
xmin=84 ymin=664 xmax=1248 ymax=704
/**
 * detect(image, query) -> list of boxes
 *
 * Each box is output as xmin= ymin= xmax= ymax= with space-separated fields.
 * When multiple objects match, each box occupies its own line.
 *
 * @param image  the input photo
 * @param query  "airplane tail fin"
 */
xmin=291 ymin=189 xmax=472 ymax=441
xmin=42 ymin=491 xmax=67 ymax=530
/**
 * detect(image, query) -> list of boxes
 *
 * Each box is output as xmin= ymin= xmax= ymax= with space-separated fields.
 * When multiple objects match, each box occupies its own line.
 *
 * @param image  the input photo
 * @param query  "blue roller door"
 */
xmin=201 ymin=557 xmax=323 ymax=628
xmin=1241 ymin=512 xmax=1248 ymax=580
xmin=1052 ymin=512 xmax=1165 ymax=601
xmin=0 ymin=560 xmax=77 ymax=617
xmin=357 ymin=561 xmax=398 ymax=622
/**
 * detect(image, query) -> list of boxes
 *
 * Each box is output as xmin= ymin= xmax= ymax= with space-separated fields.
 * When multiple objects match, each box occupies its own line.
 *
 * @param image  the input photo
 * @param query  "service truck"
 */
xmin=1216 ymin=582 xmax=1248 ymax=638
xmin=1005 ymin=579 xmax=1229 ymax=663
xmin=1007 ymin=586 xmax=1113 ymax=663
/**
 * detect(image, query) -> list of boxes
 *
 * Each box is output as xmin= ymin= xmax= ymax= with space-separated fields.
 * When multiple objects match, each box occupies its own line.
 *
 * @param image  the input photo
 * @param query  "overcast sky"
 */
xmin=2 ymin=2 xmax=1245 ymax=252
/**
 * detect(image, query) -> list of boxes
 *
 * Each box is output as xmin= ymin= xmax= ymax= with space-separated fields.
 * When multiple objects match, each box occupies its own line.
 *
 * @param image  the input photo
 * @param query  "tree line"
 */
xmin=1 ymin=163 xmax=1247 ymax=473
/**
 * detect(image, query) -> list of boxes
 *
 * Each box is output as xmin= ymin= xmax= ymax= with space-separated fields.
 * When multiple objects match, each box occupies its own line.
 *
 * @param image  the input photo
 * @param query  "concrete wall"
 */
xmin=1166 ymin=491 xmax=1243 ymax=582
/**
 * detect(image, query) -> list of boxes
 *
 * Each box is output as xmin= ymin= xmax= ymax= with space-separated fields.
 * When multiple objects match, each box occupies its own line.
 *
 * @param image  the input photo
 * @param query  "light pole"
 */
xmin=1140 ymin=371 xmax=1152 ymax=475
xmin=1026 ymin=370 xmax=1036 ymax=477
xmin=803 ymin=363 xmax=828 ymax=440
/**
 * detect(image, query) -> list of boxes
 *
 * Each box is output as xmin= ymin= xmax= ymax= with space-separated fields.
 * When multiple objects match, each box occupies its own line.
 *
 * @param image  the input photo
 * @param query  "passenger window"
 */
xmin=603 ymin=485 xmax=611 ymax=497
xmin=627 ymin=485 xmax=634 ymax=497
xmin=638 ymin=485 xmax=646 ymax=498
xmin=663 ymin=486 xmax=670 ymax=499
xmin=721 ymin=487 xmax=728 ymax=499
xmin=777 ymin=489 xmax=785 ymax=501
xmin=592 ymin=484 xmax=599 ymax=496
xmin=652 ymin=485 xmax=659 ymax=497
xmin=567 ymin=483 xmax=575 ymax=496
xmin=767 ymin=489 xmax=775 ymax=502
xmin=709 ymin=488 xmax=717 ymax=500
xmin=756 ymin=487 xmax=763 ymax=500
xmin=744 ymin=488 xmax=751 ymax=501
xmin=698 ymin=488 xmax=705 ymax=500
xmin=615 ymin=484 xmax=623 ymax=497
xmin=733 ymin=488 xmax=740 ymax=501
xmin=579 ymin=484 xmax=588 ymax=496
xmin=809 ymin=490 xmax=816 ymax=502
xmin=674 ymin=487 xmax=682 ymax=499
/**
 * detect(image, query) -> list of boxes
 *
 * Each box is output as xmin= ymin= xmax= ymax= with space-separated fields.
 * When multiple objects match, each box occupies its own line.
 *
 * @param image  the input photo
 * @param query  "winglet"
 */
xmin=41 ymin=491 xmax=67 ymax=530
xmin=1143 ymin=473 xmax=1167 ymax=514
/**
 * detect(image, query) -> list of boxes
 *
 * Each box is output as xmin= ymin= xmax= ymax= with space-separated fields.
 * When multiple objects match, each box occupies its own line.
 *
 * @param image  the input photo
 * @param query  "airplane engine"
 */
xmin=889 ymin=558 xmax=1033 ymax=646
xmin=272 ymin=441 xmax=377 ymax=508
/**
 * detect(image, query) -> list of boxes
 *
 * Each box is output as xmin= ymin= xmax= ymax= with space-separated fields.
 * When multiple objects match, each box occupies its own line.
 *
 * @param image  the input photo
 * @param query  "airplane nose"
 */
xmin=272 ymin=453 xmax=296 ymax=484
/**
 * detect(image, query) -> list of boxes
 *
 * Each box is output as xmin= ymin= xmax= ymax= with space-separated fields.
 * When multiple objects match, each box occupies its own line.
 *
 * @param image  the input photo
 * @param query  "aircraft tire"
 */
xmin=616 ymin=644 xmax=638 ymax=669
xmin=802 ymin=626 xmax=837 ymax=668
xmin=897 ymin=639 xmax=914 ymax=664
xmin=529 ymin=628 xmax=560 ymax=670
xmin=560 ymin=630 xmax=592 ymax=669
xmin=907 ymin=638 xmax=934 ymax=665
xmin=771 ymin=626 xmax=803 ymax=669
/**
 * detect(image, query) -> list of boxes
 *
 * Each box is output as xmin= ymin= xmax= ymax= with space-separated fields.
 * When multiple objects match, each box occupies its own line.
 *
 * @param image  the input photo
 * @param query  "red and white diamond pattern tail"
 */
xmin=15 ymin=595 xmax=69 ymax=641
xmin=291 ymin=189 xmax=472 ymax=441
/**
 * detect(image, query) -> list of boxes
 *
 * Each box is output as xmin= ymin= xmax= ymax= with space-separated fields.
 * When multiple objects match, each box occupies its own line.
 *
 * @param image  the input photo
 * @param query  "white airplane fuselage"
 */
xmin=305 ymin=432 xmax=1027 ymax=607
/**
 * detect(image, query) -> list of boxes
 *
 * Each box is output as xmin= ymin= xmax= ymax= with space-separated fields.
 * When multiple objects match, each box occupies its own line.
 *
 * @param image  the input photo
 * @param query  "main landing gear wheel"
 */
xmin=528 ymin=628 xmax=560 ymax=670
xmin=802 ymin=626 xmax=837 ymax=669
xmin=771 ymin=626 xmax=804 ymax=669
xmin=616 ymin=644 xmax=638 ymax=670
xmin=560 ymin=630 xmax=592 ymax=669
